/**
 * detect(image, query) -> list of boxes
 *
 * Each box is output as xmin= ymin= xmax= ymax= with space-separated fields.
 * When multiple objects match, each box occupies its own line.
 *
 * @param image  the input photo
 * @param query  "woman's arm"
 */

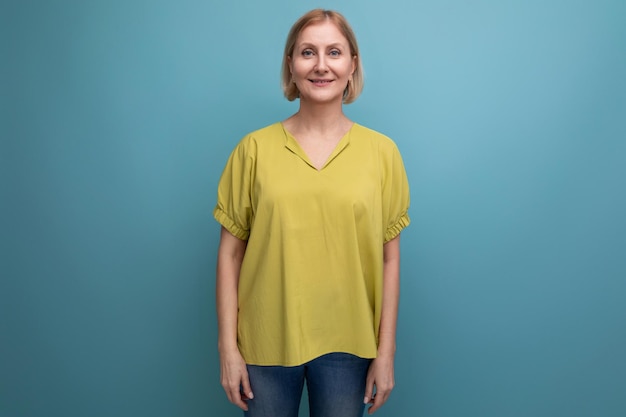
xmin=364 ymin=234 xmax=401 ymax=414
xmin=216 ymin=226 xmax=253 ymax=410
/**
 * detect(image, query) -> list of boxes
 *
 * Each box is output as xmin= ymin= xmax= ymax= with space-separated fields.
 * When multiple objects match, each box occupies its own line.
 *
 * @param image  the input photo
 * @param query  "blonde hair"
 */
xmin=281 ymin=9 xmax=364 ymax=104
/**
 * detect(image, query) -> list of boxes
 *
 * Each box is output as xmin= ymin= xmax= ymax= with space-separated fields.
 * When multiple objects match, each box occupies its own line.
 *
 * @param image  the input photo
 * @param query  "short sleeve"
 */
xmin=382 ymin=143 xmax=410 ymax=242
xmin=213 ymin=137 xmax=256 ymax=240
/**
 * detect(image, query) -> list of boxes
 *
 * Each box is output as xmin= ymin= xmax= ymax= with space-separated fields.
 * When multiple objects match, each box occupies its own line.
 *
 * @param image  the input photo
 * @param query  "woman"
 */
xmin=214 ymin=9 xmax=410 ymax=417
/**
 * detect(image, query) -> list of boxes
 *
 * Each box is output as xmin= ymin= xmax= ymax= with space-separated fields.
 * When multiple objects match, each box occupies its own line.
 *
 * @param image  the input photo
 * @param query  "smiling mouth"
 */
xmin=310 ymin=79 xmax=334 ymax=86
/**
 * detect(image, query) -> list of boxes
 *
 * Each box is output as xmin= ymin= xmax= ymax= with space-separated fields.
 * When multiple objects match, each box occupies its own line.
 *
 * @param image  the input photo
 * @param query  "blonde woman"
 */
xmin=214 ymin=9 xmax=410 ymax=417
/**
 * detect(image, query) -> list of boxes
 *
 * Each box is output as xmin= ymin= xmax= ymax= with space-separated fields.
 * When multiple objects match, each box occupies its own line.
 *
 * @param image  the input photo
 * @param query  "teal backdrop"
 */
xmin=2 ymin=0 xmax=625 ymax=416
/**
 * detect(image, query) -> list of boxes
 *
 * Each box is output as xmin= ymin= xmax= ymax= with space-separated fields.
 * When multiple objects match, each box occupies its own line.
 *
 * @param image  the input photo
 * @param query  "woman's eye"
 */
xmin=302 ymin=49 xmax=314 ymax=57
xmin=329 ymin=50 xmax=341 ymax=57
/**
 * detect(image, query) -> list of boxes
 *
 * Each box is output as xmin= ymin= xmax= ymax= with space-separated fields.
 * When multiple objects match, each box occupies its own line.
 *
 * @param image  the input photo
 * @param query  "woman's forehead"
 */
xmin=296 ymin=21 xmax=348 ymax=46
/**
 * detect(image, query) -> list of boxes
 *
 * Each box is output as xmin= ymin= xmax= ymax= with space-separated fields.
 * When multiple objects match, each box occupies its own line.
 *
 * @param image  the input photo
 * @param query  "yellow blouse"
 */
xmin=214 ymin=122 xmax=410 ymax=366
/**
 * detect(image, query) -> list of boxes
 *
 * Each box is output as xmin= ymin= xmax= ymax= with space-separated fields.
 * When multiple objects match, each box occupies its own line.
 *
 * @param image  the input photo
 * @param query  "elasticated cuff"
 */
xmin=213 ymin=207 xmax=250 ymax=240
xmin=384 ymin=212 xmax=410 ymax=242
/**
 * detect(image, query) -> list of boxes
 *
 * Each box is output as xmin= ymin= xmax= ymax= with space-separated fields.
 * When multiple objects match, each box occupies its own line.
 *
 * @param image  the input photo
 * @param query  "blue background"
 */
xmin=2 ymin=0 xmax=625 ymax=416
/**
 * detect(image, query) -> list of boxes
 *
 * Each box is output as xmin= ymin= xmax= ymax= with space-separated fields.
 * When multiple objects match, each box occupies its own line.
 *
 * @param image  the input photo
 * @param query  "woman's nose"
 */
xmin=314 ymin=56 xmax=329 ymax=72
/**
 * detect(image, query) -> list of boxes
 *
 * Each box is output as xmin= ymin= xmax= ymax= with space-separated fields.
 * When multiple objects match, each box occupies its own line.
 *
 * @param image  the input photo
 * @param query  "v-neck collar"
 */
xmin=281 ymin=122 xmax=355 ymax=171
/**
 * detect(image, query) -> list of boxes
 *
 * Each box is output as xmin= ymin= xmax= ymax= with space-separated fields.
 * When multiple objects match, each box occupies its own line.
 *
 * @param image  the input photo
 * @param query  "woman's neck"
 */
xmin=286 ymin=99 xmax=351 ymax=136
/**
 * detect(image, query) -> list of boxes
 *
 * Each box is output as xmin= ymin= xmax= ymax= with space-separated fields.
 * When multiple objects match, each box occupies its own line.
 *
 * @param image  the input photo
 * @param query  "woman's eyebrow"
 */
xmin=297 ymin=42 xmax=345 ymax=49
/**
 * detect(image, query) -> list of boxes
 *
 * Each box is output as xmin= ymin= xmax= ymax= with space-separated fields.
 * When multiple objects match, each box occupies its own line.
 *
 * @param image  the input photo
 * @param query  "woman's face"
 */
xmin=289 ymin=21 xmax=356 ymax=105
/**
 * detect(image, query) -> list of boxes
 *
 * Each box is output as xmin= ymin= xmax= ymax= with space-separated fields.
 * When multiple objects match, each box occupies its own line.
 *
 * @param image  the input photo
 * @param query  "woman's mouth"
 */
xmin=310 ymin=79 xmax=334 ymax=86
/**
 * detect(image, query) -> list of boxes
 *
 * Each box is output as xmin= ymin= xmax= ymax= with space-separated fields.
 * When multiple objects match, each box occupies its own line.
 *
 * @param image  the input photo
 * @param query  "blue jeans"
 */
xmin=244 ymin=352 xmax=372 ymax=417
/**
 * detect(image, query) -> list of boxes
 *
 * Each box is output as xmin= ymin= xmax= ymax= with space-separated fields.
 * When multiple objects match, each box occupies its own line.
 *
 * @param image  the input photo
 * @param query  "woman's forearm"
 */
xmin=216 ymin=227 xmax=253 ymax=410
xmin=378 ymin=235 xmax=401 ymax=357
xmin=216 ymin=227 xmax=247 ymax=354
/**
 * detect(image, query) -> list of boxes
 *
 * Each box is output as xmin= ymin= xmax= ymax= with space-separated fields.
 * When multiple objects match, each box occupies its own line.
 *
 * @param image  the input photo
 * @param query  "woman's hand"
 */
xmin=363 ymin=353 xmax=395 ymax=414
xmin=219 ymin=348 xmax=254 ymax=411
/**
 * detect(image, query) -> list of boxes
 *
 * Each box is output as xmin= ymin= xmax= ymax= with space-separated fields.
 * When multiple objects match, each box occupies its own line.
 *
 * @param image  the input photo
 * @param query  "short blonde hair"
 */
xmin=281 ymin=9 xmax=364 ymax=104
